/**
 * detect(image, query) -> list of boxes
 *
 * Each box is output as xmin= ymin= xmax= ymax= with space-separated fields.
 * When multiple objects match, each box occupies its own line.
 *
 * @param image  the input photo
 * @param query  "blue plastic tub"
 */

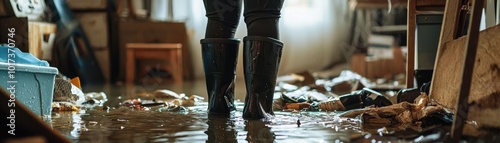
xmin=0 ymin=62 xmax=58 ymax=117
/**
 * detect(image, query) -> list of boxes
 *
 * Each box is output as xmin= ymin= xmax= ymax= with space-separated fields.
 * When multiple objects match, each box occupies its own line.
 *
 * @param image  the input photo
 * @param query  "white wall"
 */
xmin=149 ymin=0 xmax=352 ymax=79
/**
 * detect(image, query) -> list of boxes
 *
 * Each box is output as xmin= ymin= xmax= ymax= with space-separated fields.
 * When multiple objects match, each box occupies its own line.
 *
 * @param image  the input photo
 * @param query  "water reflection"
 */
xmin=245 ymin=120 xmax=275 ymax=143
xmin=205 ymin=115 xmax=237 ymax=143
xmin=205 ymin=114 xmax=276 ymax=143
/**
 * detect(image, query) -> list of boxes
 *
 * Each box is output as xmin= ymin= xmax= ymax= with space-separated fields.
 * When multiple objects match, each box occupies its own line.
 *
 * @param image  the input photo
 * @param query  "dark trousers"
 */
xmin=203 ymin=0 xmax=285 ymax=39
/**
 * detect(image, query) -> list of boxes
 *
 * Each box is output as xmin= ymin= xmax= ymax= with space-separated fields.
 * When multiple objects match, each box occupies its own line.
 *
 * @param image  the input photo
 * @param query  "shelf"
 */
xmin=351 ymin=0 xmax=407 ymax=9
xmin=351 ymin=0 xmax=446 ymax=10
xmin=371 ymin=25 xmax=407 ymax=33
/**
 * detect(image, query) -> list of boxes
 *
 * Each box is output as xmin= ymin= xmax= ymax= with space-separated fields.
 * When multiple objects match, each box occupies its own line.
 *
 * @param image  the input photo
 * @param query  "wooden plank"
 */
xmin=438 ymin=0 xmax=462 ymax=44
xmin=450 ymin=0 xmax=484 ymax=140
xmin=74 ymin=12 xmax=109 ymax=50
xmin=415 ymin=0 xmax=447 ymax=12
xmin=66 ymin=0 xmax=107 ymax=10
xmin=416 ymin=0 xmax=447 ymax=6
xmin=406 ymin=0 xmax=417 ymax=88
xmin=429 ymin=0 xmax=462 ymax=95
xmin=431 ymin=23 xmax=500 ymax=133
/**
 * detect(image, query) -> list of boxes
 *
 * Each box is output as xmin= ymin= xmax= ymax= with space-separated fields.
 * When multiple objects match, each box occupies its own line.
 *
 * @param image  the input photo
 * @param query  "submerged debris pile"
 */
xmin=340 ymin=93 xmax=452 ymax=128
xmin=51 ymin=70 xmax=455 ymax=141
xmin=119 ymin=89 xmax=205 ymax=111
xmin=52 ymin=75 xmax=110 ymax=111
xmin=272 ymin=70 xmax=453 ymax=134
xmin=273 ymin=70 xmax=392 ymax=112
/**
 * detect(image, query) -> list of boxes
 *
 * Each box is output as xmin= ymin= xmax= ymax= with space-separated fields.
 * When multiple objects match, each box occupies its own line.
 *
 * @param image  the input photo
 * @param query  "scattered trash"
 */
xmin=50 ymin=69 xmax=455 ymax=142
xmin=171 ymin=95 xmax=205 ymax=107
xmin=121 ymin=98 xmax=166 ymax=110
xmin=119 ymin=89 xmax=204 ymax=112
xmin=52 ymin=102 xmax=80 ymax=111
xmin=85 ymin=92 xmax=107 ymax=101
xmin=285 ymin=102 xmax=311 ymax=110
xmin=276 ymin=71 xmax=315 ymax=86
xmin=272 ymin=70 xmax=388 ymax=112
xmin=53 ymin=78 xmax=85 ymax=105
xmin=310 ymin=88 xmax=392 ymax=111
xmin=52 ymin=77 xmax=87 ymax=111
xmin=339 ymin=93 xmax=452 ymax=128
xmin=154 ymin=89 xmax=183 ymax=99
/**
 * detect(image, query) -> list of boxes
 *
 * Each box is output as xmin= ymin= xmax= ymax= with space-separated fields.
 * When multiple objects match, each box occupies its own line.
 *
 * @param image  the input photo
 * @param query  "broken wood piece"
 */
xmin=430 ymin=24 xmax=500 ymax=130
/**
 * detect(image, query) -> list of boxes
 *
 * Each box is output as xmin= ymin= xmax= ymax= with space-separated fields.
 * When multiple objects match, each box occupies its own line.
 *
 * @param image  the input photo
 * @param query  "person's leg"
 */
xmin=242 ymin=0 xmax=285 ymax=119
xmin=204 ymin=0 xmax=242 ymax=38
xmin=243 ymin=0 xmax=285 ymax=39
xmin=202 ymin=0 xmax=242 ymax=114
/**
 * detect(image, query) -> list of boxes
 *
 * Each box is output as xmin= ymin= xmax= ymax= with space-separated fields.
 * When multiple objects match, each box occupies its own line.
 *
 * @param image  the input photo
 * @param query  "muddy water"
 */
xmin=51 ymin=104 xmax=383 ymax=143
xmin=49 ymin=83 xmax=403 ymax=143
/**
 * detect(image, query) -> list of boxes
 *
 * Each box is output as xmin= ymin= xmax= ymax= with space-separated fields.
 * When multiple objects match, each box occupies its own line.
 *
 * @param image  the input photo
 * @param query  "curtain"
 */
xmin=151 ymin=0 xmax=352 ymax=79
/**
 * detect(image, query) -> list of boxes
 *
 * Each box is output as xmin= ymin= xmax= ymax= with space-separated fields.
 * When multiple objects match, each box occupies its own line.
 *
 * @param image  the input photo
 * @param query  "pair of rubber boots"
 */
xmin=201 ymin=36 xmax=283 ymax=119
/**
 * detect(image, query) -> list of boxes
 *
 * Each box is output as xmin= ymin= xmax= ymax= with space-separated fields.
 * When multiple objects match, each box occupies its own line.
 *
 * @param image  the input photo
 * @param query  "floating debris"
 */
xmin=339 ymin=93 xmax=452 ymax=128
xmin=154 ymin=89 xmax=183 ymax=99
xmin=306 ymin=88 xmax=392 ymax=111
xmin=285 ymin=103 xmax=311 ymax=110
xmin=53 ymin=78 xmax=85 ymax=105
xmin=85 ymin=92 xmax=107 ymax=101
xmin=52 ymin=102 xmax=80 ymax=111
xmin=121 ymin=98 xmax=167 ymax=110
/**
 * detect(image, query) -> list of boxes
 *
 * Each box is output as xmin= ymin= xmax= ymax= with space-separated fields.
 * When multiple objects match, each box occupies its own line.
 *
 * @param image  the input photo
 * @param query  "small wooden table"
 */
xmin=126 ymin=43 xmax=183 ymax=85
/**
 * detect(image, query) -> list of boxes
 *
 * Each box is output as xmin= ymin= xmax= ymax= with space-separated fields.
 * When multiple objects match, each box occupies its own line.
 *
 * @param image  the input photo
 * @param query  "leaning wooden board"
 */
xmin=430 ymin=24 xmax=500 ymax=128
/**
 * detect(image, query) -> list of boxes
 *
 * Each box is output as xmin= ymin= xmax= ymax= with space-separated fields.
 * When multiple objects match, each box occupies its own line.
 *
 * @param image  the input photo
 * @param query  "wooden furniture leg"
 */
xmin=450 ymin=0 xmax=484 ymax=141
xmin=174 ymin=47 xmax=183 ymax=83
xmin=406 ymin=0 xmax=416 ymax=88
xmin=126 ymin=48 xmax=135 ymax=85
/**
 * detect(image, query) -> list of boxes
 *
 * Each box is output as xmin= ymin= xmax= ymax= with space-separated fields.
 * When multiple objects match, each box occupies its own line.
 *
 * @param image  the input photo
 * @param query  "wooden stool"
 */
xmin=126 ymin=43 xmax=183 ymax=85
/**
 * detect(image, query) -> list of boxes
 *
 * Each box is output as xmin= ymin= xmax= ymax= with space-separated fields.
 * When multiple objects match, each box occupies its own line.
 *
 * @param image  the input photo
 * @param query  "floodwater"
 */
xmin=49 ymin=81 xmax=499 ymax=143
xmin=51 ymin=105 xmax=370 ymax=143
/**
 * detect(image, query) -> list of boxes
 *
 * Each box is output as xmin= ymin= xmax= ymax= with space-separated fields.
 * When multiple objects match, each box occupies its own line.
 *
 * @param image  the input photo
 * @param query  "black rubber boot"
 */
xmin=242 ymin=36 xmax=283 ymax=119
xmin=201 ymin=38 xmax=240 ymax=114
